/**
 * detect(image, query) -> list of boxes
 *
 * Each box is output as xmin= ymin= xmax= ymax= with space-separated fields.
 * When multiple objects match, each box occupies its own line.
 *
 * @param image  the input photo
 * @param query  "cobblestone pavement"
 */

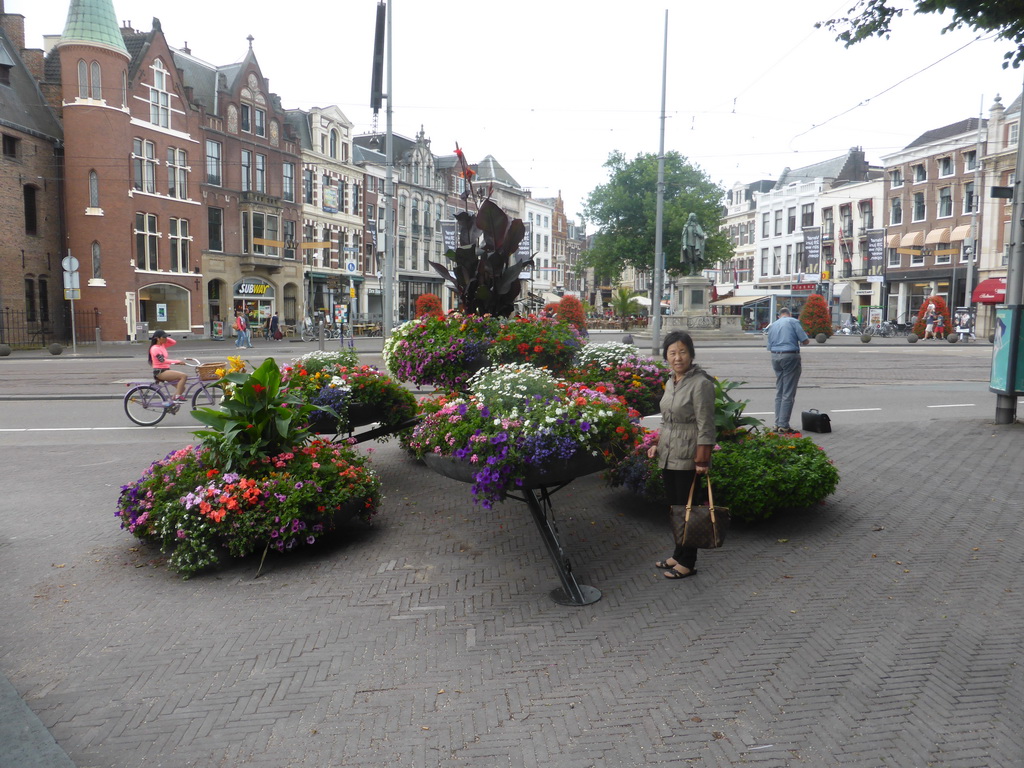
xmin=1 ymin=337 xmax=1022 ymax=767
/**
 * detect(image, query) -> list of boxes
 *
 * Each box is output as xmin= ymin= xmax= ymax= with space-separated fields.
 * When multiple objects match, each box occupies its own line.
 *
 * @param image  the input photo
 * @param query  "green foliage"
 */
xmin=609 ymin=286 xmax=643 ymax=317
xmin=817 ymin=0 xmax=1024 ymax=68
xmin=714 ymin=377 xmax=764 ymax=437
xmin=800 ymin=293 xmax=833 ymax=338
xmin=427 ymin=198 xmax=532 ymax=318
xmin=707 ymin=433 xmax=840 ymax=521
xmin=192 ymin=358 xmax=318 ymax=472
xmin=415 ymin=292 xmax=443 ymax=318
xmin=607 ymin=431 xmax=839 ymax=522
xmin=581 ymin=150 xmax=731 ymax=281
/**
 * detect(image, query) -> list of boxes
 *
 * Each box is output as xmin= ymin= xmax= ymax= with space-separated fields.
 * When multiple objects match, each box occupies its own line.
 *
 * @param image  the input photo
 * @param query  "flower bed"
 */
xmin=383 ymin=312 xmax=583 ymax=390
xmin=408 ymin=363 xmax=641 ymax=508
xmin=564 ymin=342 xmax=668 ymax=416
xmin=116 ymin=440 xmax=381 ymax=578
xmin=606 ymin=429 xmax=839 ymax=522
xmin=283 ymin=360 xmax=417 ymax=437
xmin=116 ymin=357 xmax=383 ymax=578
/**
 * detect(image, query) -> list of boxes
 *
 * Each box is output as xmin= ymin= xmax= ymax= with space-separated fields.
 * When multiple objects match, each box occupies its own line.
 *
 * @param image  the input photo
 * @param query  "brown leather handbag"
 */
xmin=670 ymin=475 xmax=730 ymax=549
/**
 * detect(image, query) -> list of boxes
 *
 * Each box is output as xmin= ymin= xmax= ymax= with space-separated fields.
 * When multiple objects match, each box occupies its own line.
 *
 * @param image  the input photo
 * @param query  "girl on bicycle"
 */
xmin=149 ymin=330 xmax=187 ymax=402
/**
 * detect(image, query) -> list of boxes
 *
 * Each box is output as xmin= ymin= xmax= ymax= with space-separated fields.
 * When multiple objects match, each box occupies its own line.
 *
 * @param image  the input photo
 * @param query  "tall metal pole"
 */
xmin=965 ymin=95 xmax=983 ymax=306
xmin=382 ymin=0 xmax=396 ymax=337
xmin=650 ymin=9 xmax=668 ymax=356
xmin=994 ymin=69 xmax=1024 ymax=424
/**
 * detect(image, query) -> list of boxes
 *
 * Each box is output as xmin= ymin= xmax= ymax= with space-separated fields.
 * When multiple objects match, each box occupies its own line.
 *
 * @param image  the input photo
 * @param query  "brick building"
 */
xmin=0 ymin=2 xmax=63 ymax=344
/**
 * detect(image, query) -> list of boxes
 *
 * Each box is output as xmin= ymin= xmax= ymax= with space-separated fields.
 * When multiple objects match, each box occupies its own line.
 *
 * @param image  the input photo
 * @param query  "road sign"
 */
xmin=61 ymin=255 xmax=79 ymax=272
xmin=64 ymin=288 xmax=81 ymax=300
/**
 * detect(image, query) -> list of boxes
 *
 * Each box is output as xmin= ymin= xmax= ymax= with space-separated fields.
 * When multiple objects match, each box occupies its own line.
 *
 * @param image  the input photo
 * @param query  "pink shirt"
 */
xmin=148 ymin=338 xmax=181 ymax=370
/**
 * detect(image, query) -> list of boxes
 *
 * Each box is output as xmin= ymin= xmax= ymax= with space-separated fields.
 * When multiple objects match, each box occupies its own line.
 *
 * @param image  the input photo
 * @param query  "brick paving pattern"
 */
xmin=1 ymin=339 xmax=1022 ymax=767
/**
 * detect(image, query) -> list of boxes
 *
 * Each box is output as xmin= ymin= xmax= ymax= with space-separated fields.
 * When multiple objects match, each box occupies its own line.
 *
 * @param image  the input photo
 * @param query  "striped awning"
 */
xmin=887 ymin=234 xmax=901 ymax=248
xmin=900 ymin=231 xmax=924 ymax=247
xmin=949 ymin=224 xmax=974 ymax=241
xmin=925 ymin=227 xmax=950 ymax=245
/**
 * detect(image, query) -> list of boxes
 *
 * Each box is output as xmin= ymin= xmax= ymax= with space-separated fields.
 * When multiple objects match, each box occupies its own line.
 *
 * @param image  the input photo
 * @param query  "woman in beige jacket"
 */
xmin=646 ymin=330 xmax=717 ymax=579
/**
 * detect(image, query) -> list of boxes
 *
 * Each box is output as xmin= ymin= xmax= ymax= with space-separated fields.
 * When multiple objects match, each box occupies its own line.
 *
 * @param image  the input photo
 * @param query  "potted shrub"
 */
xmin=800 ymin=293 xmax=832 ymax=339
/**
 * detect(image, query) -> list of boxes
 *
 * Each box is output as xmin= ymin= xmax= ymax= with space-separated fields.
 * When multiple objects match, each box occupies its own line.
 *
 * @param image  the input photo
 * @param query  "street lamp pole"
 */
xmin=381 ymin=0 xmax=396 ymax=338
xmin=994 ymin=69 xmax=1024 ymax=424
xmin=650 ymin=10 xmax=668 ymax=356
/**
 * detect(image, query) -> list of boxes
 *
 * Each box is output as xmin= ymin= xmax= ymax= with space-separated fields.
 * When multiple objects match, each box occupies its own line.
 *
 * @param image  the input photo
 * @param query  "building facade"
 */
xmin=881 ymin=118 xmax=985 ymax=324
xmin=0 ymin=5 xmax=64 ymax=345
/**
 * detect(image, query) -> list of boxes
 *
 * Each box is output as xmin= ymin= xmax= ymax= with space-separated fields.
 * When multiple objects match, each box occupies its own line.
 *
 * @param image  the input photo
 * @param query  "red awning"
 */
xmin=971 ymin=277 xmax=1007 ymax=304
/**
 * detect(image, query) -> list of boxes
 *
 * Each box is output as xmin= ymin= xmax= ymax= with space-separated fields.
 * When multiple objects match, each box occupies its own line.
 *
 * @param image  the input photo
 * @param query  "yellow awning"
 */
xmin=925 ymin=227 xmax=950 ymax=245
xmin=949 ymin=224 xmax=974 ymax=241
xmin=900 ymin=231 xmax=924 ymax=247
xmin=887 ymin=234 xmax=901 ymax=248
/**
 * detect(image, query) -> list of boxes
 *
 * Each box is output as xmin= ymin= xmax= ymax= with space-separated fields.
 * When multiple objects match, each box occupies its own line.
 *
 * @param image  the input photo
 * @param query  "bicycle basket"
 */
xmin=196 ymin=362 xmax=227 ymax=381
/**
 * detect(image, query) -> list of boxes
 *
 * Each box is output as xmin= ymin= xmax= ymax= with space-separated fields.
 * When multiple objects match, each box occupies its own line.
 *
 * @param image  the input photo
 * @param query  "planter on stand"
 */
xmin=422 ymin=450 xmax=606 ymax=606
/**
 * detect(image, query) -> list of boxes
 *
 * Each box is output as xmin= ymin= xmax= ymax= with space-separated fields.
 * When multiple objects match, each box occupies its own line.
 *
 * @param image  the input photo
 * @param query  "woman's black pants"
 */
xmin=663 ymin=468 xmax=702 ymax=570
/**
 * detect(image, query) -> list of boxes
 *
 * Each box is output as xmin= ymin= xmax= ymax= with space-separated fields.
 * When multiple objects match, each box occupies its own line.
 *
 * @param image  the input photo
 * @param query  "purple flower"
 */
xmin=307 ymin=536 xmax=316 ymax=545
xmin=580 ymin=421 xmax=591 ymax=432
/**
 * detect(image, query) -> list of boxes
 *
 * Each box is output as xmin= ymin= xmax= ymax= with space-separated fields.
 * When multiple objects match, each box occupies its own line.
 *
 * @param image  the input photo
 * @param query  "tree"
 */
xmin=818 ymin=0 xmax=1024 ymax=68
xmin=581 ymin=151 xmax=731 ymax=281
xmin=800 ymin=294 xmax=832 ymax=338
xmin=609 ymin=286 xmax=643 ymax=318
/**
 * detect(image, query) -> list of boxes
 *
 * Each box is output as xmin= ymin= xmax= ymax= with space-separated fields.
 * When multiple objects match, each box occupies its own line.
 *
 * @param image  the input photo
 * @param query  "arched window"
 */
xmin=330 ymin=130 xmax=339 ymax=158
xmin=24 ymin=277 xmax=36 ymax=321
xmin=77 ymin=60 xmax=88 ymax=99
xmin=121 ymin=71 xmax=127 ymax=107
xmin=90 ymin=61 xmax=102 ymax=100
xmin=89 ymin=170 xmax=100 ymax=208
xmin=92 ymin=242 xmax=102 ymax=279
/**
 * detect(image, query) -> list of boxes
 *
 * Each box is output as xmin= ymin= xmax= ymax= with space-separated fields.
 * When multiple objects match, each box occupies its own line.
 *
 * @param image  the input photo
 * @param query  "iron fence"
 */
xmin=0 ymin=307 xmax=102 ymax=348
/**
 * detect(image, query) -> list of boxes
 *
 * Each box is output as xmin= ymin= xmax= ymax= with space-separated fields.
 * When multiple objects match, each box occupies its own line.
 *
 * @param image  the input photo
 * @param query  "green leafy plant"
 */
xmin=714 ymin=377 xmax=763 ymax=437
xmin=707 ymin=432 xmax=839 ymax=520
xmin=800 ymin=293 xmax=832 ymax=338
xmin=193 ymin=358 xmax=318 ymax=472
xmin=606 ymin=431 xmax=839 ymax=522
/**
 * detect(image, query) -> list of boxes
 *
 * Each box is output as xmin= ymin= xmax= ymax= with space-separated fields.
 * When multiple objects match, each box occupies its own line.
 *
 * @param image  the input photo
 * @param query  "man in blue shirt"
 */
xmin=765 ymin=306 xmax=810 ymax=433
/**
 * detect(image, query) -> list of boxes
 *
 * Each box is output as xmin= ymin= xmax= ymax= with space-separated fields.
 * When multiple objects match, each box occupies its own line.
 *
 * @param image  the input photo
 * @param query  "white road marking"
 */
xmin=0 ymin=425 xmax=195 ymax=432
xmin=926 ymin=403 xmax=976 ymax=408
xmin=830 ymin=408 xmax=883 ymax=413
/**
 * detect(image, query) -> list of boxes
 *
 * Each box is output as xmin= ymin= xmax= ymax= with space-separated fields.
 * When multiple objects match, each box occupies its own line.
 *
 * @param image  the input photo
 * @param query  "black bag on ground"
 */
xmin=801 ymin=409 xmax=831 ymax=433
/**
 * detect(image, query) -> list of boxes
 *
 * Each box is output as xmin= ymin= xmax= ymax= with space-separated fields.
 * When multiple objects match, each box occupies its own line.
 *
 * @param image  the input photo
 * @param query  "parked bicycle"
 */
xmin=300 ymin=321 xmax=344 ymax=342
xmin=123 ymin=358 xmax=227 ymax=426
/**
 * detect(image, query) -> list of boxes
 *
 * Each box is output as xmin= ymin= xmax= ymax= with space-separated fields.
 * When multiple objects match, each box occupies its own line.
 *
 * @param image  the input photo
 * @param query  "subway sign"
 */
xmin=237 ymin=281 xmax=271 ymax=296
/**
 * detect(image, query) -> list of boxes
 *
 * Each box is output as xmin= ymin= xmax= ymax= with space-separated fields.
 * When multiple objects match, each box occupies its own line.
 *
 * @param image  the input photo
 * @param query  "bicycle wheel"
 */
xmin=124 ymin=384 xmax=168 ymax=426
xmin=300 ymin=326 xmax=315 ymax=342
xmin=191 ymin=382 xmax=226 ymax=410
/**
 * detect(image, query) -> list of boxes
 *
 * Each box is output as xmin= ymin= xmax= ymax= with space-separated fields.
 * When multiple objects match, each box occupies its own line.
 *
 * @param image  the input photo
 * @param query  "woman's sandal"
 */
xmin=654 ymin=559 xmax=677 ymax=570
xmin=663 ymin=565 xmax=696 ymax=580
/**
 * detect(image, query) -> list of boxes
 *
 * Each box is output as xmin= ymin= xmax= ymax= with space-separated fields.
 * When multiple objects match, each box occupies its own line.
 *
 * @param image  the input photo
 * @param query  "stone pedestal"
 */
xmin=672 ymin=275 xmax=712 ymax=316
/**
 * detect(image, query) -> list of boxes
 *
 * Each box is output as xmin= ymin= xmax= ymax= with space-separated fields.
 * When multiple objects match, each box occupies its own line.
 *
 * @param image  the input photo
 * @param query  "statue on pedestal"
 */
xmin=680 ymin=213 xmax=706 ymax=275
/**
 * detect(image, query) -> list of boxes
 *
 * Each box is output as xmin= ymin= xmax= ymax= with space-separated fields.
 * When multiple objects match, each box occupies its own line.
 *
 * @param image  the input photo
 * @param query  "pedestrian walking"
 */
xmin=934 ymin=312 xmax=945 ymax=340
xmin=645 ymin=330 xmax=716 ymax=580
xmin=234 ymin=309 xmax=252 ymax=349
xmin=923 ymin=303 xmax=937 ymax=339
xmin=270 ymin=312 xmax=281 ymax=340
xmin=765 ymin=306 xmax=809 ymax=433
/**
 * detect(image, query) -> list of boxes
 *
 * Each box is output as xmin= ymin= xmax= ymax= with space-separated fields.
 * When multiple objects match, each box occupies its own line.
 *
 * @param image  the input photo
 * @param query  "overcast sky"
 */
xmin=15 ymin=0 xmax=1024 ymax=222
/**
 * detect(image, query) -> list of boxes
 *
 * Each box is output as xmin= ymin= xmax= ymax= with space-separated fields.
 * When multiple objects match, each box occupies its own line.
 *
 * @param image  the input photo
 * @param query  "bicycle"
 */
xmin=123 ymin=357 xmax=228 ymax=426
xmin=300 ymin=322 xmax=343 ymax=342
